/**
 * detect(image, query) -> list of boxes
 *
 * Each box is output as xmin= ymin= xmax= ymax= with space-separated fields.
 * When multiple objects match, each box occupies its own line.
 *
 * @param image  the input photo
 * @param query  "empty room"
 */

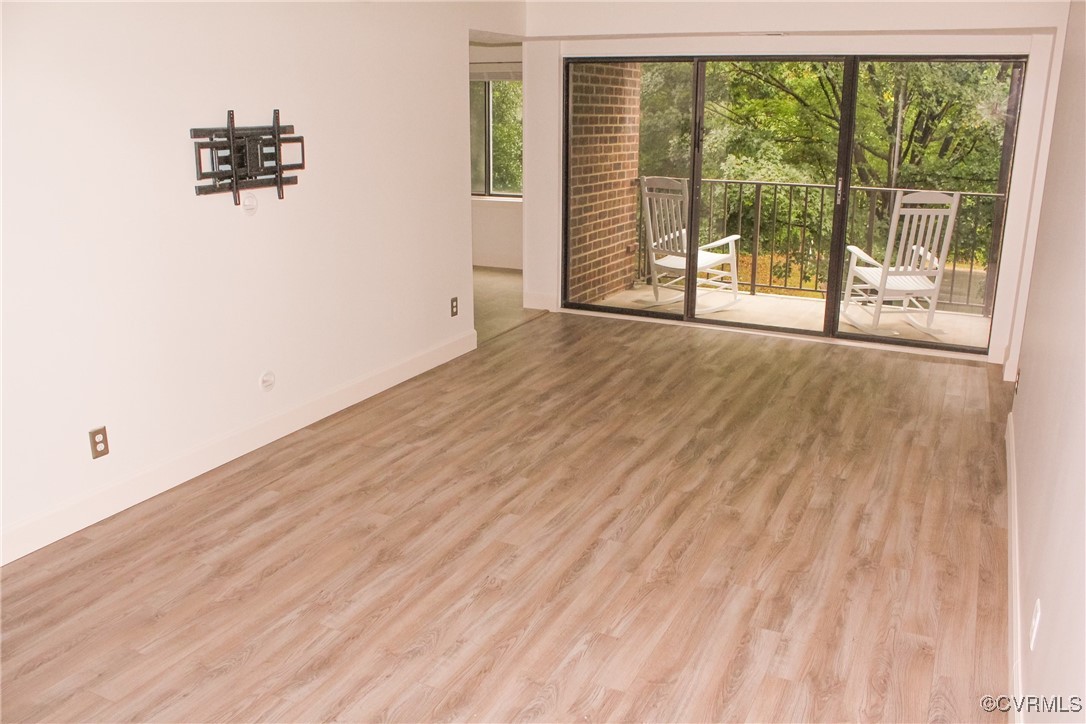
xmin=2 ymin=1 xmax=1083 ymax=722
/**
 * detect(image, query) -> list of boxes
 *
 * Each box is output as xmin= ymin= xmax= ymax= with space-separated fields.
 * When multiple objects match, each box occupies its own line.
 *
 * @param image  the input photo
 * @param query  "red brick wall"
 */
xmin=567 ymin=63 xmax=641 ymax=304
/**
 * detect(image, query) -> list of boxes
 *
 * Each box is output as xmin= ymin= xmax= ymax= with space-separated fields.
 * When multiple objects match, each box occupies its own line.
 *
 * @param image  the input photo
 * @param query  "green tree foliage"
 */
xmin=852 ymin=61 xmax=1013 ymax=193
xmin=469 ymin=81 xmax=487 ymax=194
xmin=641 ymin=60 xmax=1015 ymax=192
xmin=491 ymin=80 xmax=523 ymax=194
xmin=637 ymin=63 xmax=695 ymax=178
xmin=637 ymin=59 xmax=1017 ymax=284
xmin=702 ymin=61 xmax=844 ymax=184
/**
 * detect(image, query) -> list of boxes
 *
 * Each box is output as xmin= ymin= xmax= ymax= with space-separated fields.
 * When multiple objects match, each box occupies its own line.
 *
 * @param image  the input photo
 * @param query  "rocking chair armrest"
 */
xmin=910 ymin=245 xmax=940 ymax=267
xmin=701 ymin=234 xmax=739 ymax=251
xmin=846 ymin=245 xmax=880 ymax=267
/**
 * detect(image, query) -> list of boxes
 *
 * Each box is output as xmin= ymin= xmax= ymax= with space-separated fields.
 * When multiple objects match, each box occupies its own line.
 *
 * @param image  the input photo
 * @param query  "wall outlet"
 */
xmin=451 ymin=296 xmax=458 ymax=317
xmin=89 ymin=426 xmax=109 ymax=459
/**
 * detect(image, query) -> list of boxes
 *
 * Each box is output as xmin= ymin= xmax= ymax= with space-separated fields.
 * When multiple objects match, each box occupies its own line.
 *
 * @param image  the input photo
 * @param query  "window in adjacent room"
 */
xmin=470 ymin=79 xmax=523 ymax=196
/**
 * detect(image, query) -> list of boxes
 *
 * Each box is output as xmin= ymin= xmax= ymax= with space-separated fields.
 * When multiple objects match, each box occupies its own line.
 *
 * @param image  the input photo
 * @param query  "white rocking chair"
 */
xmin=842 ymin=190 xmax=960 ymax=335
xmin=640 ymin=176 xmax=740 ymax=313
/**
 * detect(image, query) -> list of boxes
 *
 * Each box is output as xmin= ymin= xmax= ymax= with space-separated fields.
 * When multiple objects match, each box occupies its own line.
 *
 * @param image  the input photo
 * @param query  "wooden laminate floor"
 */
xmin=1 ymin=313 xmax=1013 ymax=723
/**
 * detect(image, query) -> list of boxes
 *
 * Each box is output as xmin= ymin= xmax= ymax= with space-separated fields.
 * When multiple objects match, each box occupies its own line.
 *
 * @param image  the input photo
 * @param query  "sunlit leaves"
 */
xmin=491 ymin=81 xmax=523 ymax=194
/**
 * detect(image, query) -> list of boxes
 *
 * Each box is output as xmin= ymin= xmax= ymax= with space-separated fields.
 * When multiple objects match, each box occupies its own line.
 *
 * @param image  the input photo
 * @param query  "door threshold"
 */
xmin=559 ymin=306 xmax=992 ymax=364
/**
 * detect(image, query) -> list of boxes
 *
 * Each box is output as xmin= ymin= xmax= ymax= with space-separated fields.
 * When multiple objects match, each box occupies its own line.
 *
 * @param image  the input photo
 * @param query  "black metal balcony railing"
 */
xmin=638 ymin=178 xmax=1006 ymax=316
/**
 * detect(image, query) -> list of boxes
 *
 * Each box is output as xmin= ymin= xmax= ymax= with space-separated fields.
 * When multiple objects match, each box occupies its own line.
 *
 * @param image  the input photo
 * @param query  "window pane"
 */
xmin=692 ymin=60 xmax=844 ymax=332
xmin=490 ymin=80 xmax=523 ymax=194
xmin=469 ymin=81 xmax=487 ymax=194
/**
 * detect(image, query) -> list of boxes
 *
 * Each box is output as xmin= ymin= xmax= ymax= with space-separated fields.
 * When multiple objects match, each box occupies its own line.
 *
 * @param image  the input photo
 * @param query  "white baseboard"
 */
xmin=1 ymin=331 xmax=478 ymax=565
xmin=1006 ymin=410 xmax=1024 ymax=721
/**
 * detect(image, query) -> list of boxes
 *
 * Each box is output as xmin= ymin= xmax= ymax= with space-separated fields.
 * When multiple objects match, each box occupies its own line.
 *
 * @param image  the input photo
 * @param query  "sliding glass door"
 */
xmin=563 ymin=55 xmax=1024 ymax=353
xmin=835 ymin=59 xmax=1024 ymax=350
xmin=564 ymin=60 xmax=694 ymax=316
xmin=691 ymin=59 xmax=846 ymax=332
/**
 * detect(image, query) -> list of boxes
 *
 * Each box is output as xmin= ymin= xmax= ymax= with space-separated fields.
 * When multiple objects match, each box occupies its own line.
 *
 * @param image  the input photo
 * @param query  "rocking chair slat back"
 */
xmin=643 ymin=177 xmax=689 ymax=256
xmin=884 ymin=190 xmax=960 ymax=280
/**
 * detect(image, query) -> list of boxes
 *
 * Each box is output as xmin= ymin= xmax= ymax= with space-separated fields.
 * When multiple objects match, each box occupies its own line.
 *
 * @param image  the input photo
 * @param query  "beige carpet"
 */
xmin=473 ymin=266 xmax=547 ymax=343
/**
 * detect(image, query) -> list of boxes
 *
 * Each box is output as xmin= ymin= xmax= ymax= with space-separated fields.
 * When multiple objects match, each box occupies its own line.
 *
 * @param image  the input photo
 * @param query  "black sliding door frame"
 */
xmin=822 ymin=57 xmax=859 ymax=337
xmin=562 ymin=56 xmax=699 ymax=323
xmin=683 ymin=60 xmax=709 ymax=320
xmin=829 ymin=54 xmax=1027 ymax=354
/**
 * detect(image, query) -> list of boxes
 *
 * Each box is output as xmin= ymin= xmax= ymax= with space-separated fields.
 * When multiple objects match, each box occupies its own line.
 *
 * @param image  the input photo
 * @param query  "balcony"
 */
xmin=587 ymin=178 xmax=1002 ymax=349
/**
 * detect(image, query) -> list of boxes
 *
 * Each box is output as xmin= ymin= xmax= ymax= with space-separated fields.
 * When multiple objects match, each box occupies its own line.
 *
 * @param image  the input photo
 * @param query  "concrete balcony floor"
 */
xmin=595 ymin=283 xmax=992 ymax=350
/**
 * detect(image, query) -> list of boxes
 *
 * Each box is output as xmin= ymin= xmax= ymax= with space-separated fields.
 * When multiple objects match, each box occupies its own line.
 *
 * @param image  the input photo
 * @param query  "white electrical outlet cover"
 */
xmin=242 ymin=193 xmax=258 ymax=216
xmin=260 ymin=371 xmax=276 ymax=391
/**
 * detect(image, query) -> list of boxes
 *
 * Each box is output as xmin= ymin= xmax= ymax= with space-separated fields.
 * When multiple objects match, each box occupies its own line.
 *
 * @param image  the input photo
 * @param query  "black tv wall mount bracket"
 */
xmin=190 ymin=109 xmax=305 ymax=205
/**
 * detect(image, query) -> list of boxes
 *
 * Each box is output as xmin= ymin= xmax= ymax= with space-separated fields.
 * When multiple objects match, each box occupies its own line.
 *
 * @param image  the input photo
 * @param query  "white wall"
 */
xmin=525 ymin=0 xmax=1066 ymax=37
xmin=1009 ymin=1 xmax=1086 ymax=717
xmin=0 ymin=1 xmax=525 ymax=562
xmin=472 ymin=197 xmax=523 ymax=269
xmin=521 ymin=39 xmax=564 ymax=311
xmin=469 ymin=43 xmax=522 ymax=65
